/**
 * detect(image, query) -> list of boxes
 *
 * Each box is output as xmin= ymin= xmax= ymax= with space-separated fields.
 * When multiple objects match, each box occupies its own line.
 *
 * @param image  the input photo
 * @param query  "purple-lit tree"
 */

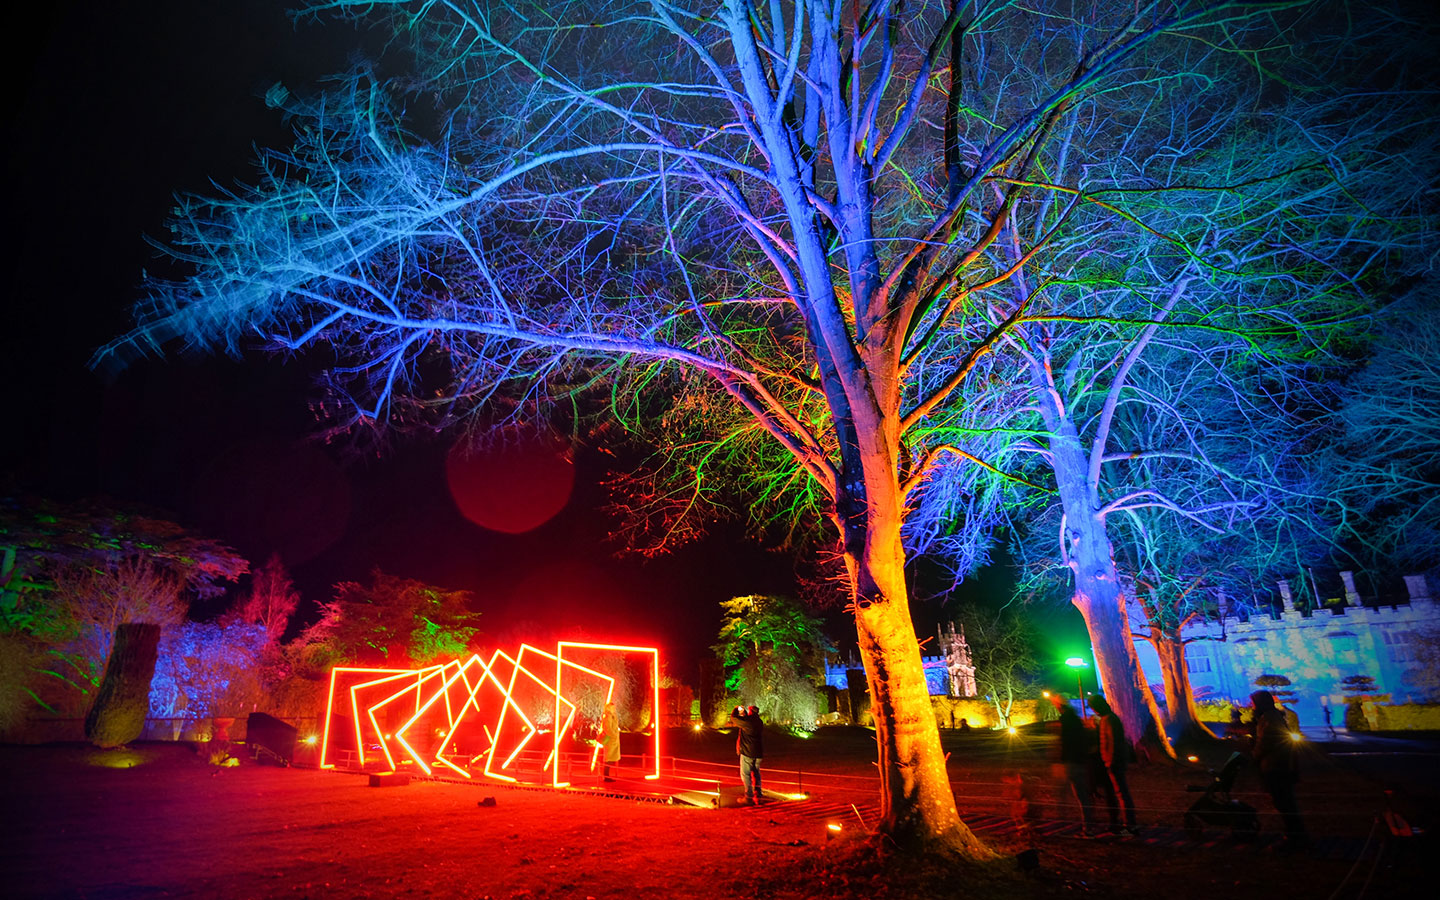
xmin=97 ymin=1 xmax=1397 ymax=851
xmin=986 ymin=21 xmax=1435 ymax=751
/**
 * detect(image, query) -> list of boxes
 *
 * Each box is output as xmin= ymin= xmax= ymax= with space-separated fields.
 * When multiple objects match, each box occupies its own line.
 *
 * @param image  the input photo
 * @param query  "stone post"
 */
xmin=1279 ymin=579 xmax=1303 ymax=614
xmin=1405 ymin=574 xmax=1434 ymax=611
xmin=1340 ymin=571 xmax=1361 ymax=606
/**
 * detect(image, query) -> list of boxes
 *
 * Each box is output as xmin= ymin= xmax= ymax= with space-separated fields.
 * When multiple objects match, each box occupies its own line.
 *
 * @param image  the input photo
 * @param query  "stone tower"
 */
xmin=938 ymin=622 xmax=977 ymax=698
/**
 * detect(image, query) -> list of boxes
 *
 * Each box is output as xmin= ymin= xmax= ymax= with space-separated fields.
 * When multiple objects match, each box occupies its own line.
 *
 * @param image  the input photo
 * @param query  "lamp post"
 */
xmin=1065 ymin=657 xmax=1088 ymax=717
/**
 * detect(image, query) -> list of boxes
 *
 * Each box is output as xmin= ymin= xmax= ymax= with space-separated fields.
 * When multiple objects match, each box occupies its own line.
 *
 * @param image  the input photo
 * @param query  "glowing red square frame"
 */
xmin=319 ymin=666 xmax=446 ymax=769
xmin=553 ymin=641 xmax=661 ymax=787
xmin=317 ymin=641 xmax=662 ymax=789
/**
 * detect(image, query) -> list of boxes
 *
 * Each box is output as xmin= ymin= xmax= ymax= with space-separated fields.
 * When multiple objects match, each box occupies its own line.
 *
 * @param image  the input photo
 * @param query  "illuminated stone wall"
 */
xmin=1134 ymin=573 xmax=1439 ymax=728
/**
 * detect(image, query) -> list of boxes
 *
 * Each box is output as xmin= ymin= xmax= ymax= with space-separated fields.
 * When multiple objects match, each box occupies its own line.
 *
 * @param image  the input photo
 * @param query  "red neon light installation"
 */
xmin=317 ymin=640 xmax=662 ymax=789
xmin=555 ymin=642 xmax=662 ymax=785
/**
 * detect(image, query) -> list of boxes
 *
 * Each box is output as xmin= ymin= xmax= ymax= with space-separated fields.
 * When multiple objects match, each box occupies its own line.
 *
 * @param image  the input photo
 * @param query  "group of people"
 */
xmin=1052 ymin=689 xmax=1308 ymax=847
xmin=1050 ymin=693 xmax=1139 ymax=837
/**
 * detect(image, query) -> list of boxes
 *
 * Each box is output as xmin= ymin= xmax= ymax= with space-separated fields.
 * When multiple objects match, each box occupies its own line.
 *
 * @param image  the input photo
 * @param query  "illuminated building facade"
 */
xmin=1134 ymin=574 xmax=1439 ymax=727
xmin=826 ymin=623 xmax=977 ymax=698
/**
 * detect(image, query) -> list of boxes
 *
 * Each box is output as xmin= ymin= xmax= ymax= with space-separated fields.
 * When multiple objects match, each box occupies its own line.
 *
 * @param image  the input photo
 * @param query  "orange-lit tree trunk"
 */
xmin=1149 ymin=629 xmax=1217 ymax=743
xmin=831 ymin=411 xmax=991 ymax=855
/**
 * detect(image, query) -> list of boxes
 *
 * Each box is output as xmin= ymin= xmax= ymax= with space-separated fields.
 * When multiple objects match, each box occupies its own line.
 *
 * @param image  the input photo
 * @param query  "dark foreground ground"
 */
xmin=1 ymin=726 xmax=1433 ymax=899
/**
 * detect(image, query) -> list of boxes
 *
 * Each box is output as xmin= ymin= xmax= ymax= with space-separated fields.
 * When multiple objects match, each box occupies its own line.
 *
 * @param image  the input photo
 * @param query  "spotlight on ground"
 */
xmin=1289 ymin=732 xmax=1304 ymax=742
xmin=1186 ymin=755 xmax=1198 ymax=763
xmin=826 ymin=823 xmax=843 ymax=841
xmin=692 ymin=724 xmax=703 ymax=732
xmin=305 ymin=735 xmax=318 ymax=746
xmin=1007 ymin=726 xmax=1018 ymax=735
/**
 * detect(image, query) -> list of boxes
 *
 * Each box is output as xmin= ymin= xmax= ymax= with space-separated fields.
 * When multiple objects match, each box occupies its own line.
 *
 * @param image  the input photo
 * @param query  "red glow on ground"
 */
xmin=444 ymin=435 xmax=574 ymax=534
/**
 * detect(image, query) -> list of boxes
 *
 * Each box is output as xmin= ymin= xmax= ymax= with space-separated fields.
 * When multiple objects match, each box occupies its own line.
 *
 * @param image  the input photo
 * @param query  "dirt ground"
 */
xmin=1 ymin=726 xmax=1432 ymax=899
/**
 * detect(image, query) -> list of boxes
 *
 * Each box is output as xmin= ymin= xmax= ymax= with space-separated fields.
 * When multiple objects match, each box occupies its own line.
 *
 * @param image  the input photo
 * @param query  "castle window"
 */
xmin=1186 ymin=656 xmax=1212 ymax=674
xmin=1383 ymin=630 xmax=1417 ymax=663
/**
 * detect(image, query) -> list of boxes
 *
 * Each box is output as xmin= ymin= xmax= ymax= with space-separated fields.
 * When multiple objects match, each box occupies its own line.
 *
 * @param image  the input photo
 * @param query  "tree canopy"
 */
xmin=299 ymin=569 xmax=481 ymax=666
xmin=94 ymin=0 xmax=1436 ymax=851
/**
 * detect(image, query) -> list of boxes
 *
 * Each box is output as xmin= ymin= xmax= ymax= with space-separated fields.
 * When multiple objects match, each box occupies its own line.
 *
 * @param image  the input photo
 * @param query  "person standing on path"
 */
xmin=1089 ymin=695 xmax=1139 ymax=836
xmin=729 ymin=705 xmax=765 ymax=804
xmin=1050 ymin=694 xmax=1098 ymax=835
xmin=598 ymin=701 xmax=621 ymax=783
xmin=1251 ymin=690 xmax=1309 ymax=849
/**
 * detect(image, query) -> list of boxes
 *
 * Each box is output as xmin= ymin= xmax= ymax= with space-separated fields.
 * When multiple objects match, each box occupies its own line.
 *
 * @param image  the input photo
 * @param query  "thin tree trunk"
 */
xmin=1151 ymin=633 xmax=1217 ymax=742
xmin=85 ymin=622 xmax=161 ymax=749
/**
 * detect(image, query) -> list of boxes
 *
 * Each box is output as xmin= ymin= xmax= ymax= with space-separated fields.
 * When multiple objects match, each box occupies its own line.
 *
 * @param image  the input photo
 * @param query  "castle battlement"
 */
xmin=1134 ymin=572 xmax=1438 ymax=728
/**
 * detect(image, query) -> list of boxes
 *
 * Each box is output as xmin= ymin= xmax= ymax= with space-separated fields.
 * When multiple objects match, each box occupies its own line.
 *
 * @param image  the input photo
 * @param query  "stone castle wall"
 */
xmin=1133 ymin=572 xmax=1439 ymax=728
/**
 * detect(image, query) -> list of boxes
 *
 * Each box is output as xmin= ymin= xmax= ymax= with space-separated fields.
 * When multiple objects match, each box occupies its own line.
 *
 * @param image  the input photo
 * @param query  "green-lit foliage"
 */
xmin=300 ymin=569 xmax=480 ymax=666
xmin=0 ymin=497 xmax=249 ymax=722
xmin=714 ymin=594 xmax=832 ymax=729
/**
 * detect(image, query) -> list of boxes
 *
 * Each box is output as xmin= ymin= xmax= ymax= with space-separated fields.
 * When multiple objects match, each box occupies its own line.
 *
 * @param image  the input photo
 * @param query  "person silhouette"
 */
xmin=1251 ymin=690 xmax=1308 ymax=850
xmin=598 ymin=702 xmax=621 ymax=783
xmin=728 ymin=705 xmax=765 ymax=804
xmin=1089 ymin=696 xmax=1138 ymax=836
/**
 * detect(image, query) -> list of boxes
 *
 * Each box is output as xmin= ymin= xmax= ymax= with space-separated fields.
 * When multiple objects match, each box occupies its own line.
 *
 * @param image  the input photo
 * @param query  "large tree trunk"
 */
xmin=1150 ymin=632 xmax=1217 ymax=743
xmin=852 ymin=566 xmax=990 ymax=856
xmin=840 ymin=451 xmax=992 ymax=857
xmin=1069 ymin=559 xmax=1168 ymax=754
xmin=85 ymin=622 xmax=161 ymax=749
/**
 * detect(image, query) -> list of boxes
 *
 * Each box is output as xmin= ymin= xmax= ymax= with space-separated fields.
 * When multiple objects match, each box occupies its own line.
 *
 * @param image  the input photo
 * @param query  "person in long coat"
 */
xmin=598 ymin=702 xmax=621 ymax=783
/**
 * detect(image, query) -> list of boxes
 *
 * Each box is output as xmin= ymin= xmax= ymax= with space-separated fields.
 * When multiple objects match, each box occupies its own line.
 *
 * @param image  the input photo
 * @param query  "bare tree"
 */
xmin=958 ymin=605 xmax=1039 ymax=728
xmin=1327 ymin=296 xmax=1440 ymax=571
xmin=988 ymin=14 xmax=1435 ymax=750
xmin=98 ymin=0 xmax=1366 ymax=850
xmin=223 ymin=552 xmax=301 ymax=645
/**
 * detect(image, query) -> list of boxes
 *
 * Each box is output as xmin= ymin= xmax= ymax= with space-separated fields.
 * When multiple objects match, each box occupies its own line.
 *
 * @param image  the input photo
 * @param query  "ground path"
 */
xmin=2 ymin=725 xmax=1430 ymax=898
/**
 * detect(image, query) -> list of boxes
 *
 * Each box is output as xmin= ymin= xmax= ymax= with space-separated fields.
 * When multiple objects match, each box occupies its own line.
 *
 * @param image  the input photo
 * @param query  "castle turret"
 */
xmin=1405 ymin=574 xmax=1434 ymax=613
xmin=938 ymin=623 xmax=977 ymax=698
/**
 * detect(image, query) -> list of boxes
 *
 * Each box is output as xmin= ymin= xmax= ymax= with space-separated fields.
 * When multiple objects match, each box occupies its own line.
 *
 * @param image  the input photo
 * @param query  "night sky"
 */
xmin=3 ymin=1 xmax=1087 ymax=682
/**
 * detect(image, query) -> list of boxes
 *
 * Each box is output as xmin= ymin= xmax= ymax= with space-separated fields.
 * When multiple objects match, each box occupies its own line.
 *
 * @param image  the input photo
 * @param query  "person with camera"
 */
xmin=728 ymin=705 xmax=765 ymax=805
